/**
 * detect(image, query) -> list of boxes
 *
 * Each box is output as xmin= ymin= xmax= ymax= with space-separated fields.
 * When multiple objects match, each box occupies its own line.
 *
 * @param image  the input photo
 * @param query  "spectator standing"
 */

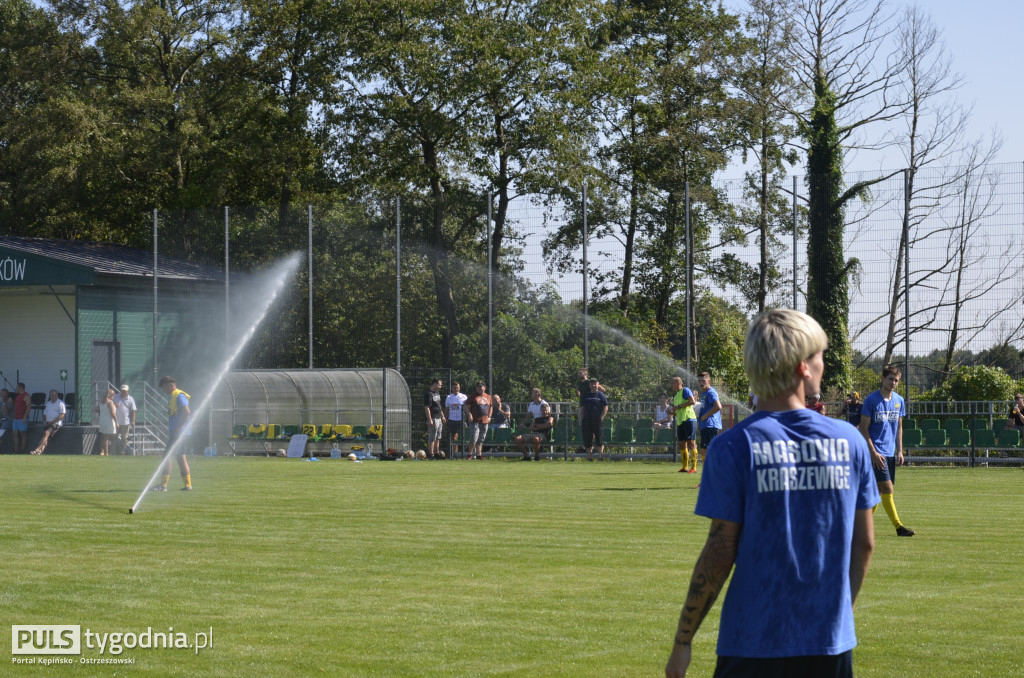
xmin=665 ymin=309 xmax=878 ymax=678
xmin=466 ymin=382 xmax=492 ymax=460
xmin=1007 ymin=393 xmax=1024 ymax=433
xmin=150 ymin=376 xmax=192 ymax=491
xmin=579 ymin=378 xmax=609 ymax=461
xmin=0 ymin=388 xmax=13 ymax=453
xmin=31 ymin=389 xmax=66 ymax=455
xmin=669 ymin=376 xmax=698 ymax=473
xmin=445 ymin=382 xmax=468 ymax=458
xmin=515 ymin=403 xmax=554 ymax=461
xmin=113 ymin=384 xmax=137 ymax=455
xmin=424 ymin=378 xmax=446 ymax=459
xmin=806 ymin=392 xmax=826 ymax=415
xmin=12 ymin=383 xmax=30 ymax=454
xmin=696 ymin=372 xmax=722 ymax=468
xmin=859 ymin=364 xmax=915 ymax=537
xmin=653 ymin=393 xmax=673 ymax=430
xmin=840 ymin=392 xmax=862 ymax=426
xmin=93 ymin=388 xmax=117 ymax=456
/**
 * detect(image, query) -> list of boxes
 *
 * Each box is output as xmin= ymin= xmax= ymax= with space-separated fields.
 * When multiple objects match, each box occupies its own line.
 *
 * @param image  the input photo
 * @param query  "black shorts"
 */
xmin=677 ymin=420 xmax=696 ymax=441
xmin=581 ymin=420 xmax=603 ymax=447
xmin=714 ymin=651 xmax=853 ymax=678
xmin=447 ymin=420 xmax=464 ymax=439
xmin=872 ymin=454 xmax=898 ymax=484
xmin=700 ymin=427 xmax=720 ymax=449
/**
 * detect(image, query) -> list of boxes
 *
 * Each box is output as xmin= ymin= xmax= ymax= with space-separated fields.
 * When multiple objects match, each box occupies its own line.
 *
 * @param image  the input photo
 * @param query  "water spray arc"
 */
xmin=130 ymin=253 xmax=303 ymax=514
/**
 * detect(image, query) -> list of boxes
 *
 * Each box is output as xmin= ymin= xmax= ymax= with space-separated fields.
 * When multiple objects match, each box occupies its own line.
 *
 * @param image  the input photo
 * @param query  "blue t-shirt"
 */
xmin=579 ymin=390 xmax=608 ymax=422
xmin=695 ymin=408 xmax=879 ymax=658
xmin=168 ymin=392 xmax=192 ymax=439
xmin=700 ymin=387 xmax=722 ymax=429
xmin=861 ymin=390 xmax=904 ymax=457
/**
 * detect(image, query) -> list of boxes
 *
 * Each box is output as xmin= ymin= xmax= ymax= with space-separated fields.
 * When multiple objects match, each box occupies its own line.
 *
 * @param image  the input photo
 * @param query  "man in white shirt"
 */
xmin=31 ymin=390 xmax=66 ymax=455
xmin=445 ymin=382 xmax=468 ymax=458
xmin=113 ymin=384 xmax=138 ymax=455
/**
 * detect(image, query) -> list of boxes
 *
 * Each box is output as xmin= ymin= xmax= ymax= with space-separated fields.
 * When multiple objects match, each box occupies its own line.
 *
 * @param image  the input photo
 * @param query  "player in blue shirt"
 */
xmin=696 ymin=371 xmax=722 ymax=467
xmin=666 ymin=309 xmax=878 ymax=678
xmin=859 ymin=364 xmax=916 ymax=537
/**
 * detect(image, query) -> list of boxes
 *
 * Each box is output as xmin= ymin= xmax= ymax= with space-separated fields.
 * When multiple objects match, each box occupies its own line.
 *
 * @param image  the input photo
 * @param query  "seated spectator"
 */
xmin=30 ymin=390 xmax=66 ymax=455
xmin=654 ymin=393 xmax=673 ymax=430
xmin=489 ymin=394 xmax=511 ymax=430
xmin=515 ymin=403 xmax=554 ymax=461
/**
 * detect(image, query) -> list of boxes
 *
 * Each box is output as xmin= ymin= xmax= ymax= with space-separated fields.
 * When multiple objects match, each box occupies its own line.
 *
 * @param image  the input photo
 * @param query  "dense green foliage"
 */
xmin=2 ymin=457 xmax=1023 ymax=676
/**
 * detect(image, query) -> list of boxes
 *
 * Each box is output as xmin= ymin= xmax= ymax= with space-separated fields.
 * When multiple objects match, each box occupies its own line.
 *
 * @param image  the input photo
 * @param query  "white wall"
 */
xmin=0 ymin=291 xmax=76 ymax=397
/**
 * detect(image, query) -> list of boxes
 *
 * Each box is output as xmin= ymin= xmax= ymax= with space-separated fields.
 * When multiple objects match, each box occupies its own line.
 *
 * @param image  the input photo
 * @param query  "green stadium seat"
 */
xmin=919 ymin=418 xmax=940 ymax=431
xmin=974 ymin=429 xmax=996 ymax=448
xmin=634 ymin=428 xmax=654 ymax=444
xmin=551 ymin=426 xmax=568 ymax=444
xmin=944 ymin=418 xmax=964 ymax=431
xmin=267 ymin=424 xmax=285 ymax=439
xmin=923 ymin=429 xmax=947 ymax=447
xmin=351 ymin=425 xmax=368 ymax=438
xmin=231 ymin=425 xmax=247 ymax=439
xmin=494 ymin=428 xmax=512 ymax=444
xmin=485 ymin=428 xmax=495 ymax=443
xmin=996 ymin=429 xmax=1020 ymax=447
xmin=902 ymin=428 xmax=922 ymax=448
xmin=992 ymin=419 xmax=1007 ymax=434
xmin=969 ymin=418 xmax=988 ymax=431
xmin=655 ymin=428 xmax=676 ymax=444
xmin=635 ymin=417 xmax=654 ymax=430
xmin=948 ymin=429 xmax=971 ymax=448
xmin=613 ymin=426 xmax=634 ymax=444
xmin=903 ymin=418 xmax=918 ymax=430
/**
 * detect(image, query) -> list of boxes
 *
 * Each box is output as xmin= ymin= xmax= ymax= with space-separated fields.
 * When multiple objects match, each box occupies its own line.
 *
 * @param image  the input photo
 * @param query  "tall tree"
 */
xmin=786 ymin=0 xmax=908 ymax=391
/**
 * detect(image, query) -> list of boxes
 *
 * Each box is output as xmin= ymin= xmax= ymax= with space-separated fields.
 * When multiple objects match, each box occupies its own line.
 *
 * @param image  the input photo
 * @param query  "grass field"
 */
xmin=2 ymin=456 xmax=1022 ymax=677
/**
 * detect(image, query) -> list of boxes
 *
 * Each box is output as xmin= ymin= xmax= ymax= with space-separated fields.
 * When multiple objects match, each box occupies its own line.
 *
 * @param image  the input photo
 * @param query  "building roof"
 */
xmin=0 ymin=236 xmax=221 ymax=283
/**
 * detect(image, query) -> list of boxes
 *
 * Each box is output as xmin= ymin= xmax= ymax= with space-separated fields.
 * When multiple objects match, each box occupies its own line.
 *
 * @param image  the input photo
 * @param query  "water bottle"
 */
xmin=213 ymin=443 xmax=218 ymax=456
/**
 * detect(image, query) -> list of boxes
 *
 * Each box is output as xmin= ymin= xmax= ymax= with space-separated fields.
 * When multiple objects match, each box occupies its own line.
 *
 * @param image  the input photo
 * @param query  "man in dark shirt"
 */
xmin=424 ymin=378 xmax=446 ymax=459
xmin=578 ymin=378 xmax=609 ymax=461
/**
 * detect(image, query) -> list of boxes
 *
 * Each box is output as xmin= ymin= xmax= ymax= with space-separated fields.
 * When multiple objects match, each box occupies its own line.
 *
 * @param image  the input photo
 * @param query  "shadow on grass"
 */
xmin=590 ymin=486 xmax=682 ymax=492
xmin=35 ymin=487 xmax=137 ymax=512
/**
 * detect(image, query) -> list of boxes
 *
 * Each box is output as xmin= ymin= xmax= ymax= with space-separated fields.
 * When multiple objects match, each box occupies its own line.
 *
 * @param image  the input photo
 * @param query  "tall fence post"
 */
xmin=487 ymin=191 xmax=493 ymax=393
xmin=792 ymin=174 xmax=798 ymax=310
xmin=903 ymin=169 xmax=911 ymax=397
xmin=582 ymin=183 xmax=589 ymax=370
xmin=307 ymin=204 xmax=313 ymax=369
xmin=685 ymin=181 xmax=692 ymax=382
xmin=224 ymin=206 xmax=230 ymax=363
xmin=396 ymin=197 xmax=402 ymax=371
xmin=152 ymin=209 xmax=159 ymax=385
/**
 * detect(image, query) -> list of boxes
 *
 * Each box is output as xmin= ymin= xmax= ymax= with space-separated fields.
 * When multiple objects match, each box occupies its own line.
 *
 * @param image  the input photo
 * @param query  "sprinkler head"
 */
xmin=128 ymin=508 xmax=134 ymax=514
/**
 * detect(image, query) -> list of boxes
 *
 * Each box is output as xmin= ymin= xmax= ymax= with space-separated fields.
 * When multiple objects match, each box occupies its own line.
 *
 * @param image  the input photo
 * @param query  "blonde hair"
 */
xmin=744 ymin=309 xmax=828 ymax=398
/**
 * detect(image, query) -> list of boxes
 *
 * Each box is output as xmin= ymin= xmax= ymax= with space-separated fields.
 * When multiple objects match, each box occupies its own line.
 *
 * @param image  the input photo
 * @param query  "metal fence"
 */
xmin=150 ymin=161 xmax=1024 ymax=409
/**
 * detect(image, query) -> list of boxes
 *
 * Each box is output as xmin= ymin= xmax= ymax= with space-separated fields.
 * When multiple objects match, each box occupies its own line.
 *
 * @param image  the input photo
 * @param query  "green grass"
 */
xmin=1 ymin=457 xmax=1022 ymax=677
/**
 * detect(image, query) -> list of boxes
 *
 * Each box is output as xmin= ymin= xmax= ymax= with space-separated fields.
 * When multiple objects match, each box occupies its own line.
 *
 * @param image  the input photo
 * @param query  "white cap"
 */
xmin=120 ymin=384 xmax=130 ymax=391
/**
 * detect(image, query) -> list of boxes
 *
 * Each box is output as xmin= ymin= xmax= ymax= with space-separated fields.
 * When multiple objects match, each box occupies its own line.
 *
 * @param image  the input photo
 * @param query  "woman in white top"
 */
xmin=96 ymin=388 xmax=117 ymax=455
xmin=654 ymin=393 xmax=673 ymax=430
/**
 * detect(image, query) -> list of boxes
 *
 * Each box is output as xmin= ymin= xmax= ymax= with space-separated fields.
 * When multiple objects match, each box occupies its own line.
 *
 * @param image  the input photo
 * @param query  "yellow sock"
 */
xmin=689 ymin=448 xmax=697 ymax=471
xmin=183 ymin=474 xmax=191 ymax=488
xmin=880 ymin=493 xmax=902 ymax=528
xmin=160 ymin=474 xmax=170 ymax=488
xmin=678 ymin=444 xmax=689 ymax=469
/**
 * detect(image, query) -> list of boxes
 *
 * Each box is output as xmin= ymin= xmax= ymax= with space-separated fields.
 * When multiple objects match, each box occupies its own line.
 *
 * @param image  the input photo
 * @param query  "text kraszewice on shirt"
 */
xmin=751 ymin=438 xmax=852 ymax=493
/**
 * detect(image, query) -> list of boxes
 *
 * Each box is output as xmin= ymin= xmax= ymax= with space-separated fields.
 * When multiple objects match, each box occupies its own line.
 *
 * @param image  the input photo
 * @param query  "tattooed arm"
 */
xmin=664 ymin=518 xmax=741 ymax=678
